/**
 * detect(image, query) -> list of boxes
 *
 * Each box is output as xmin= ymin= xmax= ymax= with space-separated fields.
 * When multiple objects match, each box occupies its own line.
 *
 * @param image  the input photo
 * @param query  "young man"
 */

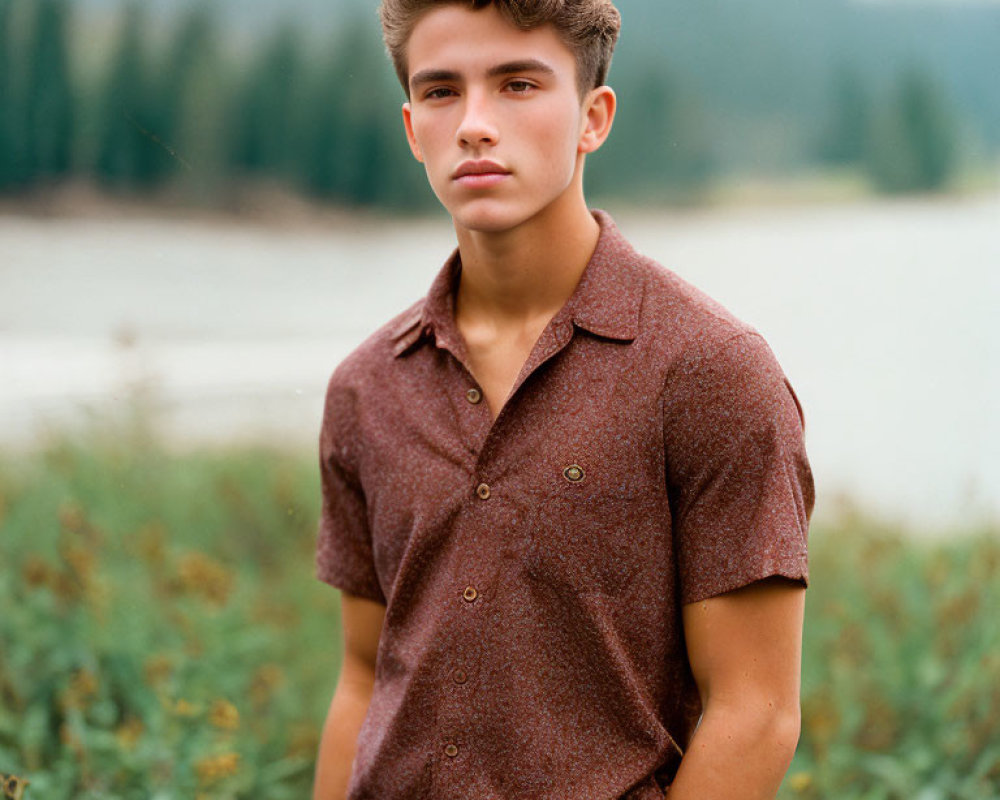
xmin=313 ymin=2 xmax=814 ymax=799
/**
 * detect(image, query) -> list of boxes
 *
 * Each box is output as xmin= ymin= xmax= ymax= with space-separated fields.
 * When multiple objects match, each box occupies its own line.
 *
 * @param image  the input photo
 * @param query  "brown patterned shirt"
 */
xmin=316 ymin=210 xmax=813 ymax=800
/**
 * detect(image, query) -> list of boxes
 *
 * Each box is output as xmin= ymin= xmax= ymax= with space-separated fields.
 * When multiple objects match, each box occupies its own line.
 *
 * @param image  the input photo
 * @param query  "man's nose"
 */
xmin=456 ymin=91 xmax=499 ymax=146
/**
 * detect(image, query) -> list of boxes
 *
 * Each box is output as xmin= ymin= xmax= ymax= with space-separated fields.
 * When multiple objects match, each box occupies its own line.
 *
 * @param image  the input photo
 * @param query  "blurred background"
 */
xmin=1 ymin=0 xmax=998 ymax=797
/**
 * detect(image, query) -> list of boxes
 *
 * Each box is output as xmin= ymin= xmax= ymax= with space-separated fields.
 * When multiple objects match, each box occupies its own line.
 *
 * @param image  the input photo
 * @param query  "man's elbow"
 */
xmin=704 ymin=695 xmax=801 ymax=764
xmin=748 ymin=696 xmax=801 ymax=768
xmin=767 ymin=701 xmax=801 ymax=762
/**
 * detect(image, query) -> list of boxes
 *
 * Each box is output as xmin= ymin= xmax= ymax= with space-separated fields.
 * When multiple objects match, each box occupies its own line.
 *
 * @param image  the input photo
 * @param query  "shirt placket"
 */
xmin=414 ymin=329 xmax=486 ymax=792
xmin=431 ymin=321 xmax=580 ymax=796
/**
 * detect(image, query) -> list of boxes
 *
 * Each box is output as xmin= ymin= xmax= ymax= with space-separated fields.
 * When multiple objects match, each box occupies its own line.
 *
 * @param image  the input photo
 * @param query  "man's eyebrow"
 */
xmin=485 ymin=59 xmax=556 ymax=79
xmin=409 ymin=59 xmax=556 ymax=90
xmin=410 ymin=68 xmax=461 ymax=90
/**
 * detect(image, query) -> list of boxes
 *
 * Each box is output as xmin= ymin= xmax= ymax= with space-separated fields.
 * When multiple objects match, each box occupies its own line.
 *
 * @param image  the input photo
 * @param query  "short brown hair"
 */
xmin=379 ymin=0 xmax=621 ymax=98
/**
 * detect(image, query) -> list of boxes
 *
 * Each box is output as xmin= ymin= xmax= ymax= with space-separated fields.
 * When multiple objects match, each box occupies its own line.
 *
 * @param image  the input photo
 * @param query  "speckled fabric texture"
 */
xmin=316 ymin=210 xmax=814 ymax=800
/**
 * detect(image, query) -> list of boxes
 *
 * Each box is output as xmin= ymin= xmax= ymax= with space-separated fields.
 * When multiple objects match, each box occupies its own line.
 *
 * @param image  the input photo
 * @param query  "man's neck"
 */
xmin=452 ymin=190 xmax=600 ymax=331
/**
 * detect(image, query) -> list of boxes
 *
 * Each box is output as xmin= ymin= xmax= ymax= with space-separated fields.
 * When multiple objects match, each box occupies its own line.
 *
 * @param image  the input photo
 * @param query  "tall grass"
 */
xmin=0 ymin=427 xmax=336 ymax=798
xmin=1 ymin=427 xmax=997 ymax=798
xmin=790 ymin=515 xmax=1000 ymax=799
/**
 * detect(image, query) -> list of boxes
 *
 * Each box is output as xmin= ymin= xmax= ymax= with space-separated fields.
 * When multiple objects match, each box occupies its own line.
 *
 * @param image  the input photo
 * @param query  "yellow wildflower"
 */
xmin=22 ymin=555 xmax=53 ymax=589
xmin=934 ymin=588 xmax=980 ymax=630
xmin=287 ymin=722 xmax=320 ymax=759
xmin=143 ymin=654 xmax=173 ymax=687
xmin=58 ymin=501 xmax=87 ymax=534
xmin=250 ymin=663 xmax=285 ymax=706
xmin=60 ymin=669 xmax=99 ymax=710
xmin=71 ymin=669 xmax=99 ymax=697
xmin=194 ymin=752 xmax=240 ymax=785
xmin=1 ymin=772 xmax=31 ymax=800
xmin=173 ymin=698 xmax=200 ymax=717
xmin=209 ymin=699 xmax=240 ymax=731
xmin=51 ymin=570 xmax=80 ymax=602
xmin=58 ymin=540 xmax=95 ymax=585
xmin=787 ymin=771 xmax=813 ymax=793
xmin=115 ymin=717 xmax=144 ymax=750
xmin=136 ymin=522 xmax=167 ymax=567
xmin=801 ymin=691 xmax=840 ymax=754
xmin=175 ymin=552 xmax=234 ymax=607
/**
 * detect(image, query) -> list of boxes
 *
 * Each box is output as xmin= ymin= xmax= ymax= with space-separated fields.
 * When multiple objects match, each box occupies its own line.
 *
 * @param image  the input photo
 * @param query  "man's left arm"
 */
xmin=666 ymin=576 xmax=806 ymax=799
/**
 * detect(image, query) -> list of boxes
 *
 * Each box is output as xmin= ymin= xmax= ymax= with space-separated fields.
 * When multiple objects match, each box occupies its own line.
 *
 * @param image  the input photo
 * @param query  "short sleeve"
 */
xmin=315 ymin=375 xmax=386 ymax=604
xmin=663 ymin=332 xmax=814 ymax=605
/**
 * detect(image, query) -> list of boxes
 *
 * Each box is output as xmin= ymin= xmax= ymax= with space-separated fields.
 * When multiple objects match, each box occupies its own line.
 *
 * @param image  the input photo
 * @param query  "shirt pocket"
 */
xmin=519 ymin=459 xmax=643 ymax=597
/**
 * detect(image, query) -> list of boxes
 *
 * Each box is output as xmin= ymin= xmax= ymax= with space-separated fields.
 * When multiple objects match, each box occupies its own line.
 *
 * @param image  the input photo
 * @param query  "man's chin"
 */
xmin=447 ymin=201 xmax=536 ymax=236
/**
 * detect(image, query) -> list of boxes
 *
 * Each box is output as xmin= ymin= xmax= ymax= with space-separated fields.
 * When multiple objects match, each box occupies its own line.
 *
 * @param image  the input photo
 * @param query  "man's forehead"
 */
xmin=406 ymin=4 xmax=570 ymax=75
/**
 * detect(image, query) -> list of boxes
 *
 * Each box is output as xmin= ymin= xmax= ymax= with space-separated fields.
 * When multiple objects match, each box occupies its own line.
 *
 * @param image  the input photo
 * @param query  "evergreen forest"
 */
xmin=1 ymin=0 xmax=997 ymax=209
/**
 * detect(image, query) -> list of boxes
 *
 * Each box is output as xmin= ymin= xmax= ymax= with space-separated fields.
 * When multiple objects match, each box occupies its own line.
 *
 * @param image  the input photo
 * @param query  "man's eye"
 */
xmin=506 ymin=81 xmax=534 ymax=93
xmin=425 ymin=87 xmax=455 ymax=100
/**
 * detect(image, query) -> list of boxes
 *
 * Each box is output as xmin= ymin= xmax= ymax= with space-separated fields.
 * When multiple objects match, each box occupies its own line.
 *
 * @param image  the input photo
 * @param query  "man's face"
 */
xmin=402 ymin=4 xmax=600 ymax=234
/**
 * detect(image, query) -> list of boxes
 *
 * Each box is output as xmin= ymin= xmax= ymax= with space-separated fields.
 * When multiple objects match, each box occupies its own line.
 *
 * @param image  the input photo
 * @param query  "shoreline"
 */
xmin=3 ymin=191 xmax=997 ymax=536
xmin=3 ymin=173 xmax=997 ymax=231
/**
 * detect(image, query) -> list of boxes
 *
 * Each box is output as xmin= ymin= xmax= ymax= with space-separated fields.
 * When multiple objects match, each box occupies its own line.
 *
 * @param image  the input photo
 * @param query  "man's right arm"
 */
xmin=312 ymin=591 xmax=387 ymax=800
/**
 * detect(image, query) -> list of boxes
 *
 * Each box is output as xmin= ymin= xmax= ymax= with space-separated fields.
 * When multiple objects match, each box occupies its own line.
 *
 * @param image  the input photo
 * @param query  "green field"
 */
xmin=1 ymin=426 xmax=997 ymax=799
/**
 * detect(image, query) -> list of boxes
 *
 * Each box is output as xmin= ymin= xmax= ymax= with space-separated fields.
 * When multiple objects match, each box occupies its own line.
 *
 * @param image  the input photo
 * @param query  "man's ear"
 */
xmin=401 ymin=103 xmax=424 ymax=163
xmin=577 ymin=85 xmax=616 ymax=155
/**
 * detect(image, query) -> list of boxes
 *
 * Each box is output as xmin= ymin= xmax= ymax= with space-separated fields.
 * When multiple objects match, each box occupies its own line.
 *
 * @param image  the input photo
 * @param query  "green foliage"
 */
xmin=782 ymin=517 xmax=1000 ymax=799
xmin=230 ymin=21 xmax=306 ymax=179
xmin=0 ymin=0 xmax=22 ymax=187
xmin=94 ymin=3 xmax=171 ymax=188
xmin=0 ymin=429 xmax=337 ymax=798
xmin=21 ymin=0 xmax=73 ymax=179
xmin=816 ymin=65 xmax=962 ymax=195
xmin=1 ymin=421 xmax=998 ymax=797
xmin=0 ymin=0 xmax=989 ymax=204
xmin=155 ymin=5 xmax=226 ymax=195
xmin=588 ymin=64 xmax=713 ymax=204
xmin=294 ymin=15 xmax=433 ymax=209
xmin=864 ymin=69 xmax=960 ymax=194
xmin=819 ymin=67 xmax=871 ymax=166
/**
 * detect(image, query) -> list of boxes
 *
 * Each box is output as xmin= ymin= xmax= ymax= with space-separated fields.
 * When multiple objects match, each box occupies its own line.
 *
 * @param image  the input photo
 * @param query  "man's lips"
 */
xmin=452 ymin=160 xmax=511 ymax=186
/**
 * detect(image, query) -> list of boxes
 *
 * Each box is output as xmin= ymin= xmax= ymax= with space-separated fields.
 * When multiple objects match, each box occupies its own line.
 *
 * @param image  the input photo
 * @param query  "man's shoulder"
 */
xmin=626 ymin=248 xmax=757 ymax=361
xmin=326 ymin=298 xmax=425 ymax=392
xmin=621 ymin=248 xmax=795 ymax=423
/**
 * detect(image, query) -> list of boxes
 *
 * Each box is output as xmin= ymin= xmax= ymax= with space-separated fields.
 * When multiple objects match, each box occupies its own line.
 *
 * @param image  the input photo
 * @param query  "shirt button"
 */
xmin=476 ymin=483 xmax=491 ymax=500
xmin=466 ymin=387 xmax=482 ymax=404
xmin=563 ymin=464 xmax=585 ymax=483
xmin=444 ymin=743 xmax=459 ymax=758
xmin=462 ymin=586 xmax=478 ymax=602
xmin=453 ymin=668 xmax=468 ymax=684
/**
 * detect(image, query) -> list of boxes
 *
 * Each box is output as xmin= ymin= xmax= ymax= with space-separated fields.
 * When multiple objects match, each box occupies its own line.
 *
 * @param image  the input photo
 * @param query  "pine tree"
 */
xmin=588 ymin=64 xmax=711 ymax=203
xmin=0 ymin=0 xmax=18 ymax=188
xmin=299 ymin=41 xmax=345 ymax=199
xmin=158 ymin=6 xmax=226 ymax=195
xmin=230 ymin=21 xmax=304 ymax=178
xmin=820 ymin=67 xmax=870 ymax=165
xmin=298 ymin=16 xmax=429 ymax=208
xmin=95 ymin=3 xmax=167 ymax=187
xmin=23 ymin=0 xmax=74 ymax=179
xmin=898 ymin=69 xmax=958 ymax=191
xmin=865 ymin=68 xmax=959 ymax=194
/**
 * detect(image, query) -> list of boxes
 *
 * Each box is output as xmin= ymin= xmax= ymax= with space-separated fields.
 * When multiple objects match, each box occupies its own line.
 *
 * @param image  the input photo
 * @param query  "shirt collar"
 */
xmin=561 ymin=209 xmax=644 ymax=342
xmin=391 ymin=209 xmax=644 ymax=358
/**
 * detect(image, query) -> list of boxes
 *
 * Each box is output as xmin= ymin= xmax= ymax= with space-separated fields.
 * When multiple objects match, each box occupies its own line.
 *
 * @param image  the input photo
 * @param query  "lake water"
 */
xmin=2 ymin=194 xmax=998 ymax=533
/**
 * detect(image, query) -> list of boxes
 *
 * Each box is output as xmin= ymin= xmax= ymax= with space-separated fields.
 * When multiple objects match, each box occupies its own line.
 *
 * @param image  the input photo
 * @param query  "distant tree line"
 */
xmin=0 ymin=0 xmax=968 ymax=208
xmin=819 ymin=66 xmax=960 ymax=194
xmin=0 ymin=0 xmax=433 ymax=208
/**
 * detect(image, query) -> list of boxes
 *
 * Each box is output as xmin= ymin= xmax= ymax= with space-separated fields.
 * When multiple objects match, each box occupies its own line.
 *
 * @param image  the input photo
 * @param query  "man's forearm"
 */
xmin=312 ymin=682 xmax=373 ymax=800
xmin=665 ymin=701 xmax=800 ymax=799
